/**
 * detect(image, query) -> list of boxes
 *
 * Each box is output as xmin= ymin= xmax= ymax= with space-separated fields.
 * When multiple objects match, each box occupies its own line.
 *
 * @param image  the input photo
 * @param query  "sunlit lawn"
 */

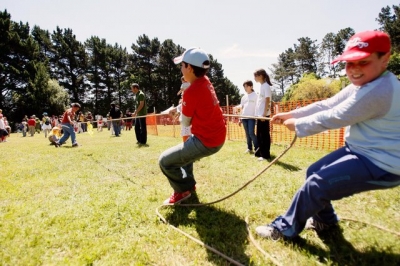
xmin=0 ymin=130 xmax=399 ymax=265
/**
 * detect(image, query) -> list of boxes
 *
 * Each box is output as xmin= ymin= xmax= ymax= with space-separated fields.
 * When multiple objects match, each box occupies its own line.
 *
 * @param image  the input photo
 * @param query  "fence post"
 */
xmin=226 ymin=95 xmax=230 ymax=140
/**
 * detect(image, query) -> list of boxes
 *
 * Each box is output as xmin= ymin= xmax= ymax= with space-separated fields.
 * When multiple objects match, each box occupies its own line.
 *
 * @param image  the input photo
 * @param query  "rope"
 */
xmin=245 ymin=215 xmax=283 ymax=266
xmin=156 ymin=135 xmax=297 ymax=265
xmin=341 ymin=217 xmax=400 ymax=237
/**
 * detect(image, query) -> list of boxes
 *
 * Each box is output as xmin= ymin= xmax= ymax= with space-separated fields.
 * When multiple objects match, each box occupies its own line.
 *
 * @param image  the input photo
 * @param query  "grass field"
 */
xmin=1 ymin=130 xmax=399 ymax=265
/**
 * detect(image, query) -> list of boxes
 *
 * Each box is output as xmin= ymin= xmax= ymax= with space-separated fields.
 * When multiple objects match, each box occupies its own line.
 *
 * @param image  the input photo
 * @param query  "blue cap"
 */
xmin=173 ymin=47 xmax=210 ymax=69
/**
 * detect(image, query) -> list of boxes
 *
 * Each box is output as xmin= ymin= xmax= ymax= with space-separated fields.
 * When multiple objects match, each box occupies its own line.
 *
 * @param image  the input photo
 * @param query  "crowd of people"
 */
xmin=2 ymin=82 xmax=149 ymax=148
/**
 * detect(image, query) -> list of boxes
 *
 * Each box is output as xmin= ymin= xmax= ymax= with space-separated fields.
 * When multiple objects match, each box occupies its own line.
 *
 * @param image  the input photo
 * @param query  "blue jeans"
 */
xmin=271 ymin=144 xmax=400 ymax=238
xmin=59 ymin=123 xmax=77 ymax=145
xmin=242 ymin=119 xmax=258 ymax=151
xmin=159 ymin=135 xmax=224 ymax=192
xmin=112 ymin=121 xmax=121 ymax=136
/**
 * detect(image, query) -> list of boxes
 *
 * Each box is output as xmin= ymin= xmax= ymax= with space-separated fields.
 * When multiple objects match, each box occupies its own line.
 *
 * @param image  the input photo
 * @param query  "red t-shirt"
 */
xmin=182 ymin=76 xmax=226 ymax=147
xmin=61 ymin=108 xmax=75 ymax=124
xmin=27 ymin=118 xmax=36 ymax=126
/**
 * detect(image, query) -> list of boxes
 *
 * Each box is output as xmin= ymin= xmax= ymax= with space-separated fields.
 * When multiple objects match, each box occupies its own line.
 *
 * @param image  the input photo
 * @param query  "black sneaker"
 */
xmin=305 ymin=218 xmax=338 ymax=232
xmin=72 ymin=143 xmax=79 ymax=147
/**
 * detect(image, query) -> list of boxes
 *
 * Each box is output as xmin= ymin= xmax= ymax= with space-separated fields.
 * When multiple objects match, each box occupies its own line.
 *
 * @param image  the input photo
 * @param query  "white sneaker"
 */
xmin=244 ymin=149 xmax=253 ymax=154
xmin=256 ymin=225 xmax=283 ymax=240
xmin=257 ymin=157 xmax=266 ymax=161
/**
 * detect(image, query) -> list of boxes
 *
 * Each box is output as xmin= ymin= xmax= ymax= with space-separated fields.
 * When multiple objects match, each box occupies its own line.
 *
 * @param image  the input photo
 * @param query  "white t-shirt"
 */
xmin=240 ymin=91 xmax=257 ymax=118
xmin=255 ymin=83 xmax=272 ymax=117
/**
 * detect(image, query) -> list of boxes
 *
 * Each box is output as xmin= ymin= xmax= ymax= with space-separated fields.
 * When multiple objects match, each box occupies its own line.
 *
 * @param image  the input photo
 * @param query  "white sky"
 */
xmin=1 ymin=0 xmax=397 ymax=94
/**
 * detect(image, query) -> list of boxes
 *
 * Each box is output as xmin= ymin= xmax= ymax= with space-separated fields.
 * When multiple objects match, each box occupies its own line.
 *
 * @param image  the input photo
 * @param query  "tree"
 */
xmin=51 ymin=27 xmax=87 ymax=103
xmin=294 ymin=37 xmax=319 ymax=75
xmin=282 ymin=73 xmax=342 ymax=102
xmin=130 ymin=34 xmax=161 ymax=112
xmin=377 ymin=4 xmax=400 ymax=52
xmin=377 ymin=4 xmax=400 ymax=74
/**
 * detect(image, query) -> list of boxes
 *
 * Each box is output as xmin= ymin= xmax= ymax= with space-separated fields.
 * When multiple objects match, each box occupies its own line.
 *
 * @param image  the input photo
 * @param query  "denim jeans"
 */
xmin=271 ymin=145 xmax=400 ymax=238
xmin=59 ymin=123 xmax=77 ymax=145
xmin=112 ymin=121 xmax=121 ymax=136
xmin=242 ymin=119 xmax=258 ymax=151
xmin=159 ymin=135 xmax=224 ymax=192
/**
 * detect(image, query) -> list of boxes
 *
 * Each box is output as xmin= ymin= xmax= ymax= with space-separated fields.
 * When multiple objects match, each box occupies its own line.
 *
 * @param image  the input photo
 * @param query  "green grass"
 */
xmin=1 ymin=131 xmax=399 ymax=265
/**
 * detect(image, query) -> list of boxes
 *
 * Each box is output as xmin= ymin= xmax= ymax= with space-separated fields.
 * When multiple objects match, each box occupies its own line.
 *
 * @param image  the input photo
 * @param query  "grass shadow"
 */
xmin=164 ymin=193 xmax=252 ymax=265
xmin=292 ymin=227 xmax=400 ymax=265
xmin=269 ymin=154 xmax=301 ymax=172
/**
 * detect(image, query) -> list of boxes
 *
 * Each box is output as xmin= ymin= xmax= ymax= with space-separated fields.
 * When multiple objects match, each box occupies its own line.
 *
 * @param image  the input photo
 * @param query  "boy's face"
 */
xmin=181 ymin=63 xmax=196 ymax=83
xmin=345 ymin=52 xmax=390 ymax=86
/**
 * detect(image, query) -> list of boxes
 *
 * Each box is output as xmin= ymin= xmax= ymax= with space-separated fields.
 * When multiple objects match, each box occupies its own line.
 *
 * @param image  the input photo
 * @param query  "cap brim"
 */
xmin=331 ymin=50 xmax=371 ymax=64
xmin=173 ymin=55 xmax=183 ymax=64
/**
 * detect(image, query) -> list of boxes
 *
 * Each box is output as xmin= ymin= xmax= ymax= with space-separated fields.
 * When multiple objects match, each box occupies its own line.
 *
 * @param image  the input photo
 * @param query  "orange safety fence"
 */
xmin=145 ymin=100 xmax=345 ymax=151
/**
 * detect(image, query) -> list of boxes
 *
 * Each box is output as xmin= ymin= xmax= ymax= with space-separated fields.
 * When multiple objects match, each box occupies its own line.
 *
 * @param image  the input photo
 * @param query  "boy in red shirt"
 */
xmin=55 ymin=103 xmax=81 ymax=148
xmin=159 ymin=47 xmax=226 ymax=205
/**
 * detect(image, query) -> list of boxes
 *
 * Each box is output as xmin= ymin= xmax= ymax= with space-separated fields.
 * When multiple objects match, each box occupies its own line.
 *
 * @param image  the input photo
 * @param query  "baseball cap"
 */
xmin=173 ymin=47 xmax=210 ymax=69
xmin=331 ymin=30 xmax=391 ymax=64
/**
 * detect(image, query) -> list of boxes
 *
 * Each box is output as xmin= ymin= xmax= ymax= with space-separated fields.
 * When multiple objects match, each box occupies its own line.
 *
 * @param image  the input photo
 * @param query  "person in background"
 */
xmin=78 ymin=111 xmax=86 ymax=132
xmin=170 ymin=76 xmax=191 ymax=142
xmin=21 ymin=118 xmax=28 ymax=137
xmin=85 ymin=112 xmax=93 ymax=132
xmin=159 ymin=47 xmax=226 ymax=205
xmin=27 ymin=115 xmax=36 ymax=136
xmin=255 ymin=30 xmax=400 ymax=241
xmin=55 ymin=103 xmax=81 ymax=148
xmin=41 ymin=112 xmax=52 ymax=138
xmin=35 ymin=116 xmax=41 ymax=134
xmin=109 ymin=103 xmax=122 ymax=137
xmin=0 ymin=114 xmax=8 ymax=142
xmin=124 ymin=111 xmax=133 ymax=131
xmin=131 ymin=83 xmax=148 ymax=145
xmin=48 ymin=126 xmax=61 ymax=145
xmin=97 ymin=115 xmax=104 ymax=132
xmin=238 ymin=80 xmax=258 ymax=154
xmin=253 ymin=68 xmax=272 ymax=161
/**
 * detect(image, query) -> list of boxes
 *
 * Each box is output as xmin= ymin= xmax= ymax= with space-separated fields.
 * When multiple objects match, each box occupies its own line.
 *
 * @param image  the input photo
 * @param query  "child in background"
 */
xmin=171 ymin=76 xmax=191 ymax=142
xmin=48 ymin=126 xmax=61 ymax=145
xmin=97 ymin=115 xmax=103 ymax=132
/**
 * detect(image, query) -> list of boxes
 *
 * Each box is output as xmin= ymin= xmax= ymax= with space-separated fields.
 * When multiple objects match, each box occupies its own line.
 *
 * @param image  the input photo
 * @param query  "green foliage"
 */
xmin=388 ymin=51 xmax=400 ymax=75
xmin=282 ymin=73 xmax=342 ymax=102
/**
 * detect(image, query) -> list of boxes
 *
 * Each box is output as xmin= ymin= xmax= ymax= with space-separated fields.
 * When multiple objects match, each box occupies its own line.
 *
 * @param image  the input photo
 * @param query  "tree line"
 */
xmin=1 ymin=4 xmax=399 ymax=126
xmin=270 ymin=4 xmax=400 ymax=101
xmin=0 ymin=9 xmax=241 ymax=125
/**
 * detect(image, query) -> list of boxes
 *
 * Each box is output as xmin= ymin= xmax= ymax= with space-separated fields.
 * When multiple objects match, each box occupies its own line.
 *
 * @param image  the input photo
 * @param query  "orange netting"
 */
xmin=146 ymin=100 xmax=345 ymax=151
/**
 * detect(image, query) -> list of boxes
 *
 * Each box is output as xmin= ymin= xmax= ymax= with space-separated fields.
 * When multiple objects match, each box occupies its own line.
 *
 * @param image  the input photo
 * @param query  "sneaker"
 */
xmin=163 ymin=191 xmax=191 ymax=205
xmin=305 ymin=218 xmax=337 ymax=232
xmin=244 ymin=149 xmax=254 ymax=154
xmin=257 ymin=157 xmax=266 ymax=161
xmin=72 ymin=143 xmax=79 ymax=147
xmin=256 ymin=225 xmax=284 ymax=240
xmin=54 ymin=142 xmax=60 ymax=148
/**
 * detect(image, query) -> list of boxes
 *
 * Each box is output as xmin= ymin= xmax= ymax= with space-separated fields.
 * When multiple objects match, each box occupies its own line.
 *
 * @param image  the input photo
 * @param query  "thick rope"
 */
xmin=340 ymin=217 xmax=400 ymax=237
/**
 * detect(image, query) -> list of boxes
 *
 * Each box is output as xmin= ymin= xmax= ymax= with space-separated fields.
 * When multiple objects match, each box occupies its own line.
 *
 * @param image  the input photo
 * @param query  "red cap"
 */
xmin=331 ymin=31 xmax=391 ymax=64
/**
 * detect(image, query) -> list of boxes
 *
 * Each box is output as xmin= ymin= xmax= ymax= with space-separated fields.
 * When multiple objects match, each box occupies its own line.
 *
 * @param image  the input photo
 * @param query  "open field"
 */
xmin=1 ymin=131 xmax=399 ymax=265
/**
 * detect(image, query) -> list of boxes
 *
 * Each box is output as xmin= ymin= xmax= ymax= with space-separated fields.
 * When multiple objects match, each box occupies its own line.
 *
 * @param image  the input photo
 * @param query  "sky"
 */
xmin=1 ymin=0 xmax=398 ymax=94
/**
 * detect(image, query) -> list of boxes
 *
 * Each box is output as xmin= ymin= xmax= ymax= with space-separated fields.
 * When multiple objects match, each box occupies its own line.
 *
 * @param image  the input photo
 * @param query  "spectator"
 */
xmin=27 ymin=116 xmax=36 ymax=136
xmin=131 ymin=83 xmax=147 ymax=145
